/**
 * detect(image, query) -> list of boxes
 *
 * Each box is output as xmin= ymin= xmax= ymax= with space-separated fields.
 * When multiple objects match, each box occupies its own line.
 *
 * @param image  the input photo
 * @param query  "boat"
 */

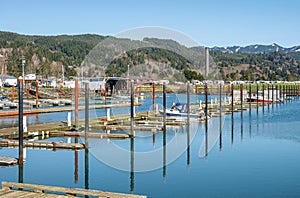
xmin=159 ymin=102 xmax=209 ymax=119
xmin=246 ymin=94 xmax=283 ymax=104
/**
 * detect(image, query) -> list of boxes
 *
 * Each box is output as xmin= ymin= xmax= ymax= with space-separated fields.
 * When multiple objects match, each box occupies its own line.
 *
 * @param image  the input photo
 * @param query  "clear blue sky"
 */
xmin=1 ymin=0 xmax=300 ymax=47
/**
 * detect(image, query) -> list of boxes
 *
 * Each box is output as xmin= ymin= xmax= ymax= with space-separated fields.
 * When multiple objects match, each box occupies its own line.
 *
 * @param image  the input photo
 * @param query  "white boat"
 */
xmin=24 ymin=100 xmax=41 ymax=107
xmin=58 ymin=99 xmax=72 ymax=105
xmin=159 ymin=103 xmax=208 ymax=119
xmin=3 ymin=101 xmax=18 ymax=109
xmin=42 ymin=99 xmax=60 ymax=106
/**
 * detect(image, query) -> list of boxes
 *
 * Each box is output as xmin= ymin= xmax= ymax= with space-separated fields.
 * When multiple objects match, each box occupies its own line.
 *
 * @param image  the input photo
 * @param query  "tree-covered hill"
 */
xmin=0 ymin=30 xmax=300 ymax=81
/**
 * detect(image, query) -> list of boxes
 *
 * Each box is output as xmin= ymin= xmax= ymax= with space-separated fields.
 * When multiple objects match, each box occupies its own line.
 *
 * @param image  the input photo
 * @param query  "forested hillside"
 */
xmin=0 ymin=31 xmax=300 ymax=81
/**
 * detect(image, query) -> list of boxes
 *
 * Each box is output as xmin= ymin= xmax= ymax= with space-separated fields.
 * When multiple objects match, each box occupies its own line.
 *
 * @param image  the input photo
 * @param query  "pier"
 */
xmin=0 ymin=139 xmax=84 ymax=150
xmin=0 ymin=182 xmax=147 ymax=198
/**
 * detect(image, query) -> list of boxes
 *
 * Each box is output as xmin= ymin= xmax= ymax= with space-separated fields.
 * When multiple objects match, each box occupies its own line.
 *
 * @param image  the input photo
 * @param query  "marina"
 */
xmin=0 ymin=82 xmax=300 ymax=197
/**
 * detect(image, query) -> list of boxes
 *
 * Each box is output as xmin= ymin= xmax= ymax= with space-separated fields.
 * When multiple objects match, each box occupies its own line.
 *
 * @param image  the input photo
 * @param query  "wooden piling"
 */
xmin=18 ymin=77 xmax=24 ymax=164
xmin=262 ymin=84 xmax=265 ymax=106
xmin=152 ymin=82 xmax=156 ymax=112
xmin=240 ymin=84 xmax=243 ymax=110
xmin=205 ymin=83 xmax=208 ymax=118
xmin=249 ymin=83 xmax=252 ymax=109
xmin=163 ymin=83 xmax=167 ymax=130
xmin=75 ymin=78 xmax=79 ymax=128
xmin=85 ymin=82 xmax=89 ymax=148
xmin=35 ymin=80 xmax=39 ymax=109
xmin=11 ymin=85 xmax=15 ymax=102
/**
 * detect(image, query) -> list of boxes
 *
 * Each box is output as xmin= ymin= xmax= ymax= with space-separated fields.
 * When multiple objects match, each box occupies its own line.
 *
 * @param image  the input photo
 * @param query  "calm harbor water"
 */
xmin=1 ymin=94 xmax=300 ymax=197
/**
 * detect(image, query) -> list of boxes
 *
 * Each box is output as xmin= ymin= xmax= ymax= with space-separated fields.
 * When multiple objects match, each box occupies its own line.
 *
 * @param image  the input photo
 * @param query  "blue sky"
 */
xmin=1 ymin=0 xmax=300 ymax=47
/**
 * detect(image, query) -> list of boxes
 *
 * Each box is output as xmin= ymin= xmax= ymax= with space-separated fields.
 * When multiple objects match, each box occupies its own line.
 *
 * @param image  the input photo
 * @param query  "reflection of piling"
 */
xmin=18 ymin=77 xmax=24 ymax=164
xmin=75 ymin=79 xmax=79 ymax=128
xmin=84 ymin=147 xmax=89 ymax=191
xmin=74 ymin=149 xmax=78 ymax=183
xmin=130 ymin=137 xmax=135 ymax=193
xmin=18 ymin=163 xmax=23 ymax=184
xmin=84 ymin=82 xmax=89 ymax=148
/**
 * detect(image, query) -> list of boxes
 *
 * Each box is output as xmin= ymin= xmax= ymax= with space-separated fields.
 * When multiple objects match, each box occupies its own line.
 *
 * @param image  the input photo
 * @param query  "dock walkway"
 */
xmin=0 ymin=181 xmax=147 ymax=197
xmin=0 ymin=139 xmax=84 ymax=150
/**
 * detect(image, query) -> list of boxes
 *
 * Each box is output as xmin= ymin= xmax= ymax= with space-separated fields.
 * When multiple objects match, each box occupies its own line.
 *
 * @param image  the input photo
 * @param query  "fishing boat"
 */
xmin=159 ymin=102 xmax=208 ymax=119
xmin=246 ymin=94 xmax=283 ymax=104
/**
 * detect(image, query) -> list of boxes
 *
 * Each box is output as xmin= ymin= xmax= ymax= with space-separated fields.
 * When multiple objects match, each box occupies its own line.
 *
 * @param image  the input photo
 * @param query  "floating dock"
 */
xmin=0 ymin=181 xmax=147 ymax=198
xmin=0 ymin=139 xmax=84 ymax=150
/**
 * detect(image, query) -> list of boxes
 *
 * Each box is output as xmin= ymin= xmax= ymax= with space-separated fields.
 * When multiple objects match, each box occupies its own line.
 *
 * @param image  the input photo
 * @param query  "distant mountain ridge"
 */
xmin=211 ymin=43 xmax=300 ymax=54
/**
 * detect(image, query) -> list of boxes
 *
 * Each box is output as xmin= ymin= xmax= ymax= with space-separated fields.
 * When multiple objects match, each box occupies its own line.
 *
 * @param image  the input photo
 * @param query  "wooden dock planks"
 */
xmin=49 ymin=131 xmax=133 ymax=139
xmin=0 ymin=139 xmax=84 ymax=150
xmin=0 ymin=181 xmax=147 ymax=198
xmin=0 ymin=103 xmax=136 ymax=118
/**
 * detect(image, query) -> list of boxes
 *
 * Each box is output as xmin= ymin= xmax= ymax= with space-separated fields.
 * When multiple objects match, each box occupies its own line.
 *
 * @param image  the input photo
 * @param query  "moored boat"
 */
xmin=159 ymin=102 xmax=209 ymax=119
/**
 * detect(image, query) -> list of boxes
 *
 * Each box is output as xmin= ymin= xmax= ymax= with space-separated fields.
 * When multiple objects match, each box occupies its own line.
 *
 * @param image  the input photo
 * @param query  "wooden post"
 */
xmin=231 ymin=84 xmax=234 ymax=112
xmin=195 ymin=84 xmax=198 ymax=103
xmin=279 ymin=84 xmax=282 ymax=99
xmin=27 ymin=83 xmax=30 ymax=95
xmin=187 ymin=82 xmax=190 ymax=120
xmin=35 ymin=80 xmax=39 ymax=109
xmin=276 ymin=85 xmax=278 ymax=100
xmin=249 ymin=83 xmax=252 ymax=109
xmin=60 ymin=83 xmax=63 ymax=95
xmin=99 ymin=85 xmax=102 ymax=96
xmin=18 ymin=76 xmax=24 ymax=164
xmin=11 ymin=85 xmax=15 ymax=102
xmin=240 ymin=84 xmax=243 ymax=110
xmin=104 ymin=82 xmax=107 ymax=104
xmin=262 ymin=84 xmax=265 ymax=106
xmin=219 ymin=84 xmax=222 ymax=113
xmin=272 ymin=84 xmax=274 ymax=102
xmin=130 ymin=80 xmax=134 ymax=133
xmin=84 ymin=82 xmax=89 ymax=148
xmin=205 ymin=83 xmax=208 ymax=119
xmin=75 ymin=79 xmax=79 ymax=129
xmin=152 ymin=82 xmax=156 ymax=112
xmin=256 ymin=84 xmax=259 ymax=106
xmin=163 ymin=83 xmax=167 ymax=130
